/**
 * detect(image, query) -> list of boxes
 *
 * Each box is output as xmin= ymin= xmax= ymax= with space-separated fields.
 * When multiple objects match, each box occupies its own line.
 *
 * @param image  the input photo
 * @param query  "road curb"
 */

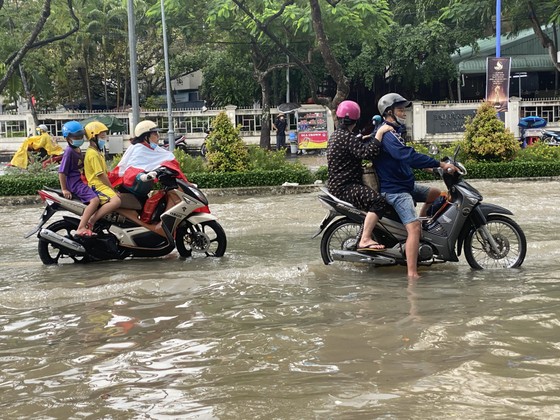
xmin=0 ymin=184 xmax=324 ymax=207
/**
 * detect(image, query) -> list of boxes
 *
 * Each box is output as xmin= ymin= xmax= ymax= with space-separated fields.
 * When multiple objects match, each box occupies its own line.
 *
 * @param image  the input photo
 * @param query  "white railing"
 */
xmin=3 ymin=98 xmax=560 ymax=153
xmin=0 ymin=104 xmax=329 ymax=153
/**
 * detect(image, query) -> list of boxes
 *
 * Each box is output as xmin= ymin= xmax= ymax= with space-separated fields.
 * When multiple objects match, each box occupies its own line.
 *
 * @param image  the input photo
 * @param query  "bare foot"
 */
xmin=408 ymin=272 xmax=421 ymax=280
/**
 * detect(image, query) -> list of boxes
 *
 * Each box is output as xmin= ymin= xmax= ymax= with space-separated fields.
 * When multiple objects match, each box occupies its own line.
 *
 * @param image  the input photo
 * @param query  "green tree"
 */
xmin=462 ymin=102 xmax=519 ymax=161
xmin=205 ymin=112 xmax=250 ymax=172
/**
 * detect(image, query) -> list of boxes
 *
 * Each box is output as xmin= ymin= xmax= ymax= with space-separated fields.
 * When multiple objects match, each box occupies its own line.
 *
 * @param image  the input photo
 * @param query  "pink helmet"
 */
xmin=336 ymin=100 xmax=360 ymax=121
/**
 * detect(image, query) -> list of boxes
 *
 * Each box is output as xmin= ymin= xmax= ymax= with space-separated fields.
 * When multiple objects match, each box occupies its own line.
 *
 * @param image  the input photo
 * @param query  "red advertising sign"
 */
xmin=297 ymin=131 xmax=328 ymax=149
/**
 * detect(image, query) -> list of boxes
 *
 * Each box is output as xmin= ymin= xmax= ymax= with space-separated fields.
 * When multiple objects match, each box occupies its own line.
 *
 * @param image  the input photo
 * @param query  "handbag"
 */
xmin=362 ymin=162 xmax=379 ymax=192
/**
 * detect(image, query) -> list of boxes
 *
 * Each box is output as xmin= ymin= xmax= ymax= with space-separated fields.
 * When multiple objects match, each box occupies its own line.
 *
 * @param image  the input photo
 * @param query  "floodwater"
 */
xmin=1 ymin=180 xmax=560 ymax=419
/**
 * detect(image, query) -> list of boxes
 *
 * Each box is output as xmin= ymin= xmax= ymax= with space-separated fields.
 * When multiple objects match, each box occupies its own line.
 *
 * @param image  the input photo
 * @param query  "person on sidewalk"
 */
xmin=272 ymin=113 xmax=287 ymax=151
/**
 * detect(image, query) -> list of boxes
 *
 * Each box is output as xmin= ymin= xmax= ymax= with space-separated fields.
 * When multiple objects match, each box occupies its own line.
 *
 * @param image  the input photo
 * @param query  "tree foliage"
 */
xmin=462 ymin=102 xmax=519 ymax=162
xmin=205 ymin=112 xmax=250 ymax=172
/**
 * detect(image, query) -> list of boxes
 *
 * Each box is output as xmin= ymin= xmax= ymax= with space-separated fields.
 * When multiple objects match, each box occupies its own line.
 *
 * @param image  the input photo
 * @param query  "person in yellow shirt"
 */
xmin=83 ymin=121 xmax=121 ymax=230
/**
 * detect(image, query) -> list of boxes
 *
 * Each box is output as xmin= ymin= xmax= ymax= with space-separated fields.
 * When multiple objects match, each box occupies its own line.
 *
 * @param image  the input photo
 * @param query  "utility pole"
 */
xmin=127 ymin=0 xmax=140 ymax=131
xmin=161 ymin=0 xmax=175 ymax=151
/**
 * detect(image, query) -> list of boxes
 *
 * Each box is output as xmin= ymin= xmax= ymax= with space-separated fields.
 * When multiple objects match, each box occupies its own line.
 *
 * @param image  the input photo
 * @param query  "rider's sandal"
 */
xmin=357 ymin=242 xmax=385 ymax=252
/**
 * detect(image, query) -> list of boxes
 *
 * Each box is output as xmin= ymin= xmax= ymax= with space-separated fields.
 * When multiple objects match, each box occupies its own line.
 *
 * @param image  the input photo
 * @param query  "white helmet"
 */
xmin=134 ymin=120 xmax=160 ymax=138
xmin=37 ymin=124 xmax=48 ymax=132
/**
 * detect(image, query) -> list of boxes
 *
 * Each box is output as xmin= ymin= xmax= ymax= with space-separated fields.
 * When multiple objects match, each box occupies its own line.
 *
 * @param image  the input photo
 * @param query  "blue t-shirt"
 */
xmin=374 ymin=124 xmax=439 ymax=194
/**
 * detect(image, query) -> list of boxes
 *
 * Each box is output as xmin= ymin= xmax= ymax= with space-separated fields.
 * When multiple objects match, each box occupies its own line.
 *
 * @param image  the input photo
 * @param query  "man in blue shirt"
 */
xmin=375 ymin=93 xmax=457 ymax=279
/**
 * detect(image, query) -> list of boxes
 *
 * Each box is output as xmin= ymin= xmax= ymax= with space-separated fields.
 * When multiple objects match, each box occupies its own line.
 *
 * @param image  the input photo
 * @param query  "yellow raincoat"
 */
xmin=9 ymin=133 xmax=63 ymax=169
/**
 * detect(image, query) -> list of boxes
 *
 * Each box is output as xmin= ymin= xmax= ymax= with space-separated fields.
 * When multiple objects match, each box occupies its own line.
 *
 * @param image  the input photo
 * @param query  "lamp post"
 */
xmin=161 ymin=0 xmax=175 ymax=151
xmin=496 ymin=0 xmax=501 ymax=57
xmin=127 ymin=0 xmax=140 ymax=130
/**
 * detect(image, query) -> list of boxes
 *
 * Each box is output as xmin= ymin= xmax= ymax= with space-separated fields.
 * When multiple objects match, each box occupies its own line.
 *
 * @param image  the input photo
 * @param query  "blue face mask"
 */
xmin=71 ymin=139 xmax=84 ymax=148
xmin=97 ymin=139 xmax=106 ymax=150
xmin=150 ymin=142 xmax=158 ymax=150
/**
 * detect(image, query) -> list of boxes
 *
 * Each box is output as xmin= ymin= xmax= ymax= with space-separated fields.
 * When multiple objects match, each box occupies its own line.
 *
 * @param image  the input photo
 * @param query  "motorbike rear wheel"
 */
xmin=38 ymin=220 xmax=90 ymax=265
xmin=320 ymin=217 xmax=361 ymax=264
xmin=175 ymin=220 xmax=227 ymax=258
xmin=464 ymin=214 xmax=526 ymax=269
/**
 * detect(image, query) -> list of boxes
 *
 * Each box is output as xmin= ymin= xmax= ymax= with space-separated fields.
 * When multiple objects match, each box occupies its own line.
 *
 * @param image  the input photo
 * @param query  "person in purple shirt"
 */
xmin=375 ymin=93 xmax=457 ymax=279
xmin=58 ymin=121 xmax=100 ymax=237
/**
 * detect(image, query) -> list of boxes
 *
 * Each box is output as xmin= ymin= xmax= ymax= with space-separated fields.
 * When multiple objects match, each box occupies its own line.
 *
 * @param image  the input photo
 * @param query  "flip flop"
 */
xmin=357 ymin=242 xmax=385 ymax=252
xmin=75 ymin=229 xmax=97 ymax=238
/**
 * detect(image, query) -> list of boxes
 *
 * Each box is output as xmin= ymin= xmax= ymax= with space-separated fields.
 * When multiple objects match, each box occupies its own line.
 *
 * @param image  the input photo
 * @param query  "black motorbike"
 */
xmin=314 ymin=146 xmax=527 ymax=270
xmin=541 ymin=129 xmax=560 ymax=146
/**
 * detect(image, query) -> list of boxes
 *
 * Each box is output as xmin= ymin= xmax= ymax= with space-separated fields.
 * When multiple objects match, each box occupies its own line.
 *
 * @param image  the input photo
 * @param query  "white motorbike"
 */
xmin=25 ymin=166 xmax=227 ymax=264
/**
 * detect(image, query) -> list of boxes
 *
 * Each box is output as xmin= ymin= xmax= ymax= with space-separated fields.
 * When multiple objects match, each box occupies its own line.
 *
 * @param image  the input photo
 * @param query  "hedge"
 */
xmin=414 ymin=160 xmax=560 ymax=181
xmin=2 ymin=161 xmax=560 ymax=197
xmin=0 ymin=166 xmax=317 ymax=196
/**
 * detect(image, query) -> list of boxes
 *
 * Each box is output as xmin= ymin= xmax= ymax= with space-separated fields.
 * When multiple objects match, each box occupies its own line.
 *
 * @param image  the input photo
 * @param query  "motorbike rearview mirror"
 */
xmin=428 ymin=144 xmax=439 ymax=155
xmin=452 ymin=145 xmax=461 ymax=161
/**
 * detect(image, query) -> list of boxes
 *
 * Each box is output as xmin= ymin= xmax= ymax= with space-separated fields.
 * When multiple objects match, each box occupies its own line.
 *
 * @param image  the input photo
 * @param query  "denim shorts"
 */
xmin=383 ymin=184 xmax=431 ymax=225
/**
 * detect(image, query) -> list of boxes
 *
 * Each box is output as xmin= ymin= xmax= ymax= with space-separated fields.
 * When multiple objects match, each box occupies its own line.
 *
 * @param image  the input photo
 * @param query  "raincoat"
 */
xmin=9 ymin=133 xmax=63 ymax=169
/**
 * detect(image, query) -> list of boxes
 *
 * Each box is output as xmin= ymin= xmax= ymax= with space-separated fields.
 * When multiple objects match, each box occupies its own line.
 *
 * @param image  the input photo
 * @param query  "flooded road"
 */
xmin=1 ymin=180 xmax=560 ymax=418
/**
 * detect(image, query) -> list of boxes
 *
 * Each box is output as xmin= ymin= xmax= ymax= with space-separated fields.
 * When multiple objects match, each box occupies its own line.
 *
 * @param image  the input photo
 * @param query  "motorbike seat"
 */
xmin=119 ymin=193 xmax=143 ymax=210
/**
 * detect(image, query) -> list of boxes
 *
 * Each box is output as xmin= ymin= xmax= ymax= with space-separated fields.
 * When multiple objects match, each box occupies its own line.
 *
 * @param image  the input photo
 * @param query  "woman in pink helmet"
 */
xmin=326 ymin=100 xmax=393 ymax=252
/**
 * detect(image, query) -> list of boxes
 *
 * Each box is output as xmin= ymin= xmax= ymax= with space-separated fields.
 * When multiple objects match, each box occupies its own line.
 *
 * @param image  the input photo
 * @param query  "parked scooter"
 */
xmin=314 ymin=146 xmax=526 ymax=270
xmin=161 ymin=134 xmax=190 ymax=153
xmin=541 ymin=129 xmax=560 ymax=146
xmin=162 ymin=133 xmax=209 ymax=157
xmin=25 ymin=166 xmax=227 ymax=264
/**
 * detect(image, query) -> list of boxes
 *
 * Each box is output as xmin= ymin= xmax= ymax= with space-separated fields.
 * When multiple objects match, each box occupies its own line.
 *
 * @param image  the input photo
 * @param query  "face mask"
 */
xmin=396 ymin=116 xmax=406 ymax=125
xmin=149 ymin=142 xmax=158 ymax=150
xmin=97 ymin=139 xmax=106 ymax=150
xmin=71 ymin=139 xmax=84 ymax=148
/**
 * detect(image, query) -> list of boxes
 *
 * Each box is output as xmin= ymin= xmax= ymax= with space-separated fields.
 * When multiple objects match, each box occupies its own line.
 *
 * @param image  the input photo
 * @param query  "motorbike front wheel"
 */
xmin=320 ymin=217 xmax=361 ymax=264
xmin=38 ymin=220 xmax=90 ymax=265
xmin=463 ymin=214 xmax=526 ymax=269
xmin=175 ymin=220 xmax=227 ymax=258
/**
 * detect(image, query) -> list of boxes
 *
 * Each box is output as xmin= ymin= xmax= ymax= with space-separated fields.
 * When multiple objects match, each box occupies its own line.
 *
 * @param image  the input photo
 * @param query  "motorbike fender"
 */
xmin=478 ymin=203 xmax=513 ymax=217
xmin=311 ymin=211 xmax=338 ymax=239
xmin=186 ymin=213 xmax=218 ymax=225
xmin=24 ymin=203 xmax=58 ymax=239
xmin=456 ymin=204 xmax=512 ymax=256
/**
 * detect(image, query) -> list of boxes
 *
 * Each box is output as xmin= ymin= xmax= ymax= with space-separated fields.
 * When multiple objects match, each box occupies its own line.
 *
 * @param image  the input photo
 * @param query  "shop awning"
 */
xmin=458 ymin=54 xmax=555 ymax=74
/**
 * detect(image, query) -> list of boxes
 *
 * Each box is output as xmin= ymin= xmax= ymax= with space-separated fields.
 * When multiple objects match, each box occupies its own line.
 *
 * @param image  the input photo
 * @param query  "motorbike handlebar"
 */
xmin=138 ymin=171 xmax=157 ymax=182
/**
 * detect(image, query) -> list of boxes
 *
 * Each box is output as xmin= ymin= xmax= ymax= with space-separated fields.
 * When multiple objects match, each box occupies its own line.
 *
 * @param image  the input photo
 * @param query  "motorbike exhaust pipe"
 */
xmin=39 ymin=229 xmax=87 ymax=254
xmin=331 ymin=250 xmax=397 ymax=265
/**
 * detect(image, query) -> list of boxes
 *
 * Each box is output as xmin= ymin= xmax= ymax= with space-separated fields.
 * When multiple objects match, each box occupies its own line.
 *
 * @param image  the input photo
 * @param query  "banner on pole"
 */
xmin=485 ymin=57 xmax=511 ymax=112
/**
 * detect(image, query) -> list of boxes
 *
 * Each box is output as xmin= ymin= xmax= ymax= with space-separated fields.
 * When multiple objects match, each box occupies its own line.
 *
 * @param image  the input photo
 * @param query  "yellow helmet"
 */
xmin=84 ymin=121 xmax=109 ymax=140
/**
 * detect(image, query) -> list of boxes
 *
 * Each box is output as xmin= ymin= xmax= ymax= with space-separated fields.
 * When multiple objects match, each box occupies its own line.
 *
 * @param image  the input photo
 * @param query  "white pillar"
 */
xmin=506 ymin=98 xmax=520 ymax=138
xmin=412 ymin=101 xmax=425 ymax=142
xmin=225 ymin=105 xmax=237 ymax=126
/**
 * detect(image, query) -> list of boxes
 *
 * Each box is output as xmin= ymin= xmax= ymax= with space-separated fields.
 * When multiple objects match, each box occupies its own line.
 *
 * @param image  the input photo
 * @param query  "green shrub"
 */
xmin=189 ymin=166 xmax=314 ymax=188
xmin=515 ymin=141 xmax=560 ymax=162
xmin=0 ymin=173 xmax=59 ymax=196
xmin=247 ymin=146 xmax=288 ymax=170
xmin=205 ymin=112 xmax=250 ymax=172
xmin=462 ymin=102 xmax=519 ymax=161
xmin=174 ymin=148 xmax=208 ymax=174
xmin=314 ymin=165 xmax=328 ymax=181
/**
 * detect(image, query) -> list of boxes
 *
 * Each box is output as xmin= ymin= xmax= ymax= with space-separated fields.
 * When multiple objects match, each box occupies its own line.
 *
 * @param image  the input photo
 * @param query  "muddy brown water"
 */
xmin=0 ymin=179 xmax=559 ymax=418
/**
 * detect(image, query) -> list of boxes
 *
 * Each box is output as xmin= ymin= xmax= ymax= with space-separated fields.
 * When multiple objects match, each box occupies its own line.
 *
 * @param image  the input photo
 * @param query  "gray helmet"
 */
xmin=378 ymin=93 xmax=411 ymax=115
